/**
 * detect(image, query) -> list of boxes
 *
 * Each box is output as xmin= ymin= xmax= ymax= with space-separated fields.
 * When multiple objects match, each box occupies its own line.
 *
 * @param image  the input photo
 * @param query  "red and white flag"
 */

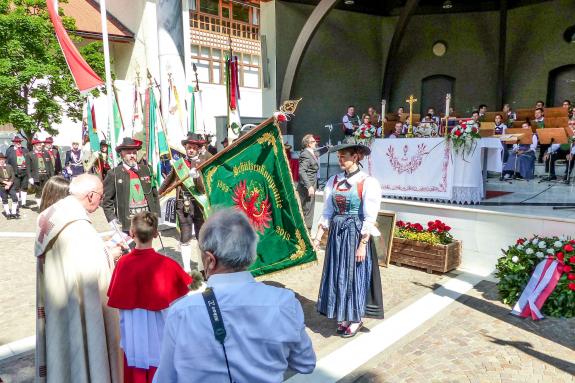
xmin=511 ymin=257 xmax=563 ymax=320
xmin=46 ymin=0 xmax=104 ymax=93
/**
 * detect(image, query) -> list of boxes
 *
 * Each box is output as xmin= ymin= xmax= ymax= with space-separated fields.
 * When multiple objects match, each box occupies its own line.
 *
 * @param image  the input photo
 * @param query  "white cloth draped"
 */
xmin=120 ymin=308 xmax=168 ymax=369
xmin=367 ymin=138 xmax=503 ymax=204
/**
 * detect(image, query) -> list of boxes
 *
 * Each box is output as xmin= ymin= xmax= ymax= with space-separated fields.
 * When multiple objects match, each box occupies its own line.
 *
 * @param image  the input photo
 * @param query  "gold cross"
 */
xmin=406 ymin=95 xmax=417 ymax=137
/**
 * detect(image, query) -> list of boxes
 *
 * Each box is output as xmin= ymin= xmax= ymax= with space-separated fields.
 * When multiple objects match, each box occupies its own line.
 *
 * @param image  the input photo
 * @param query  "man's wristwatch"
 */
xmin=360 ymin=239 xmax=368 ymax=245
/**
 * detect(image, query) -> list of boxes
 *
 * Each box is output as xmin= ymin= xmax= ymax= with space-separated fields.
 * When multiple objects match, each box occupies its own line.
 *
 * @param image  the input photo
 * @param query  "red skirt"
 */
xmin=123 ymin=353 xmax=157 ymax=383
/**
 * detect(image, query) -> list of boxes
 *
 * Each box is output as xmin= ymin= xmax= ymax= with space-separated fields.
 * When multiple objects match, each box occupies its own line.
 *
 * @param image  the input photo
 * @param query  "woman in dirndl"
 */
xmin=313 ymin=142 xmax=384 ymax=338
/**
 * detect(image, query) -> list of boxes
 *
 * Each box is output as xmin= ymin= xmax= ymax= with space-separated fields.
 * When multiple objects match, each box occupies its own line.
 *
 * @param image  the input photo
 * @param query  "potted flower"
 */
xmin=391 ymin=219 xmax=461 ymax=273
xmin=446 ymin=118 xmax=481 ymax=155
xmin=496 ymin=235 xmax=575 ymax=319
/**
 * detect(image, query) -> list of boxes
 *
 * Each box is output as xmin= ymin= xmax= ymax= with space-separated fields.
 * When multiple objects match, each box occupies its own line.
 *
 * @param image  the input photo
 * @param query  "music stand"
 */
xmin=537 ymin=128 xmax=568 ymax=184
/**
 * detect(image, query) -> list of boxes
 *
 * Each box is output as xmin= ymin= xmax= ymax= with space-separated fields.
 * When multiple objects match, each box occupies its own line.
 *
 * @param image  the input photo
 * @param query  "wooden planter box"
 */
xmin=390 ymin=237 xmax=461 ymax=273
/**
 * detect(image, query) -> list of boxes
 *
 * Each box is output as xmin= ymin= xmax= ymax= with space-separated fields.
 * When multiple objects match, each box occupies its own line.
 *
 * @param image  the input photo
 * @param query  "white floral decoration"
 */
xmin=538 ymin=242 xmax=547 ymax=249
xmin=554 ymin=241 xmax=563 ymax=248
xmin=547 ymin=248 xmax=555 ymax=255
xmin=512 ymin=255 xmax=519 ymax=263
xmin=535 ymin=251 xmax=544 ymax=258
xmin=525 ymin=248 xmax=534 ymax=255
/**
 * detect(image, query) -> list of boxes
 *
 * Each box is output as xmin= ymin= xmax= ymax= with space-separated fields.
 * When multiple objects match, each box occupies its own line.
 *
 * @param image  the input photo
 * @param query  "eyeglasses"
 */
xmin=90 ymin=190 xmax=104 ymax=199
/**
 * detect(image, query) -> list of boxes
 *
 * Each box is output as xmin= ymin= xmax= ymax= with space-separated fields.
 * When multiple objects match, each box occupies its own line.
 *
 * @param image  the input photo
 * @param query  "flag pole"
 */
xmin=99 ymin=0 xmax=116 ymax=166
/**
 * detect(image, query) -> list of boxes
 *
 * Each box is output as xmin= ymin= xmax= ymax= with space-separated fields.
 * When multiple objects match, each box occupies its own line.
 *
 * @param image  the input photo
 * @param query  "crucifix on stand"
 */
xmin=406 ymin=95 xmax=417 ymax=137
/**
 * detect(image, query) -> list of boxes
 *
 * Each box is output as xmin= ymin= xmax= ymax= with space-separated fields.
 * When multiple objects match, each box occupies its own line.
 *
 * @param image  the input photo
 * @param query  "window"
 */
xmin=199 ymin=0 xmax=219 ymax=15
xmin=252 ymin=8 xmax=259 ymax=26
xmin=189 ymin=0 xmax=196 ymax=11
xmin=232 ymin=3 xmax=249 ymax=23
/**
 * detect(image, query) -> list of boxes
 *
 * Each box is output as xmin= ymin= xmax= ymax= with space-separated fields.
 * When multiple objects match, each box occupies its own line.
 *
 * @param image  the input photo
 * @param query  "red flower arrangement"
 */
xmin=395 ymin=219 xmax=453 ymax=245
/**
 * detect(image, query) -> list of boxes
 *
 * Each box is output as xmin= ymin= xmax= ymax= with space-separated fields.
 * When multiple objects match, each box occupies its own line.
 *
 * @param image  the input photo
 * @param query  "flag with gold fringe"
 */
xmin=199 ymin=117 xmax=316 ymax=276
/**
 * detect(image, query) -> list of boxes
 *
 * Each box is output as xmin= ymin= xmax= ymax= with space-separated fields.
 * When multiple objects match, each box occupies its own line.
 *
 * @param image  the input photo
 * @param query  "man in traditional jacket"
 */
xmin=26 ymin=138 xmax=54 ymax=205
xmin=64 ymin=141 xmax=85 ymax=179
xmin=35 ymin=174 xmax=122 ymax=383
xmin=159 ymin=133 xmax=211 ymax=273
xmin=103 ymin=137 xmax=161 ymax=233
xmin=0 ymin=152 xmax=19 ymax=219
xmin=88 ymin=140 xmax=112 ymax=180
xmin=43 ymin=137 xmax=62 ymax=175
xmin=5 ymin=135 xmax=29 ymax=209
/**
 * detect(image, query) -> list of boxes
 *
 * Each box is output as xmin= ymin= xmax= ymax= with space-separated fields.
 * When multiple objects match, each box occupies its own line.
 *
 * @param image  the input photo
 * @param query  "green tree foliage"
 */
xmin=0 ymin=0 xmax=105 ymax=145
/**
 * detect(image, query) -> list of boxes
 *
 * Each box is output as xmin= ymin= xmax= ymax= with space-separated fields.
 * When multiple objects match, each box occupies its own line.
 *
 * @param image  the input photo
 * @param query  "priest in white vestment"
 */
xmin=35 ymin=174 xmax=122 ymax=383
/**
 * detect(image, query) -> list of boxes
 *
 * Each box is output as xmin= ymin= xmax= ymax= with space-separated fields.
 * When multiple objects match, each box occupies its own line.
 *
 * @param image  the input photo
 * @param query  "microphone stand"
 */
xmin=325 ymin=124 xmax=334 ymax=182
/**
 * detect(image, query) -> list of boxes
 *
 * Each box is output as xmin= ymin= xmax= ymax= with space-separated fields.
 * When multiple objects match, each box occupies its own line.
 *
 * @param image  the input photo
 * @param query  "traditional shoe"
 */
xmin=336 ymin=322 xmax=349 ymax=335
xmin=6 ymin=214 xmax=13 ymax=220
xmin=13 ymin=213 xmax=20 ymax=219
xmin=341 ymin=321 xmax=363 ymax=338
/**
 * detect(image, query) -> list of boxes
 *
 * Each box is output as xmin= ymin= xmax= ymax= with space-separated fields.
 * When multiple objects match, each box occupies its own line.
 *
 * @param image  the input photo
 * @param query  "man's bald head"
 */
xmin=69 ymin=174 xmax=104 ymax=213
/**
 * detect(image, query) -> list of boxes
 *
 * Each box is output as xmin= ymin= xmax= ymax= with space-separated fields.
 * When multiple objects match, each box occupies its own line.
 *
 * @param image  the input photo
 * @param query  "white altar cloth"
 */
xmin=366 ymin=138 xmax=502 ymax=204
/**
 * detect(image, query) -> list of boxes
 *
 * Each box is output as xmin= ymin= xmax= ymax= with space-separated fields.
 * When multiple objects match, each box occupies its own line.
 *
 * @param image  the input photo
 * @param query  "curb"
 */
xmin=0 ymin=336 xmax=34 ymax=362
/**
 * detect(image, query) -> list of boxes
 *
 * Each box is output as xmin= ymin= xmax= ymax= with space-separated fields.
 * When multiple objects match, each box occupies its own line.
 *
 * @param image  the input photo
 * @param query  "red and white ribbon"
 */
xmin=511 ymin=257 xmax=563 ymax=320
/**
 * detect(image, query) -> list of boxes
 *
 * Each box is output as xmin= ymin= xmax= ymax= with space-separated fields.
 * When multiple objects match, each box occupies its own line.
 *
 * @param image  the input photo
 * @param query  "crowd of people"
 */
xmin=340 ymin=99 xmax=575 ymax=182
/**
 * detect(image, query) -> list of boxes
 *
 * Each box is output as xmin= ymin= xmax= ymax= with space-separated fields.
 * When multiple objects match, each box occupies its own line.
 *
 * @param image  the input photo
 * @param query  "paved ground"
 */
xmin=1 ymin=203 xmax=574 ymax=382
xmin=342 ymin=281 xmax=575 ymax=383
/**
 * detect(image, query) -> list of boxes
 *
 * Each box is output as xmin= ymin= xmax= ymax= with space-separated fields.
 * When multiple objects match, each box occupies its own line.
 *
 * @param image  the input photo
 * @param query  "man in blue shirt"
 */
xmin=153 ymin=208 xmax=316 ymax=382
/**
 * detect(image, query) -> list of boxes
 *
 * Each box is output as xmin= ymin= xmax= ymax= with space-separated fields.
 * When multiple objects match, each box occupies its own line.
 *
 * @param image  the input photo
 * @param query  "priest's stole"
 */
xmin=200 ymin=119 xmax=316 ymax=276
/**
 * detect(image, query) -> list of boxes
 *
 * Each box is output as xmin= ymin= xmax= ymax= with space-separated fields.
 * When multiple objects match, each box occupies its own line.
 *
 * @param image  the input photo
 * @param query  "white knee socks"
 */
xmin=3 ymin=204 xmax=10 ymax=216
xmin=19 ymin=191 xmax=27 ymax=206
xmin=180 ymin=243 xmax=192 ymax=273
xmin=10 ymin=203 xmax=17 ymax=215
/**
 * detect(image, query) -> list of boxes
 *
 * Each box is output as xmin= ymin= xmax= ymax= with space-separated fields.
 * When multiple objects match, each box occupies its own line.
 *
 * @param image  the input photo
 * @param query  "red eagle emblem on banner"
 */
xmin=232 ymin=180 xmax=272 ymax=233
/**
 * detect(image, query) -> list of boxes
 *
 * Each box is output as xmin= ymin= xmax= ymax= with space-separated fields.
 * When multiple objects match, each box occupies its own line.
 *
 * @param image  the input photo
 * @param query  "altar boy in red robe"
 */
xmin=107 ymin=212 xmax=192 ymax=383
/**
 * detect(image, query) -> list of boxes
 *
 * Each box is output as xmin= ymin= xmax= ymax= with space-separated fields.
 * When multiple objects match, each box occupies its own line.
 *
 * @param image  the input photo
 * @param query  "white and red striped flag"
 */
xmin=511 ymin=257 xmax=563 ymax=320
xmin=46 ymin=0 xmax=104 ymax=93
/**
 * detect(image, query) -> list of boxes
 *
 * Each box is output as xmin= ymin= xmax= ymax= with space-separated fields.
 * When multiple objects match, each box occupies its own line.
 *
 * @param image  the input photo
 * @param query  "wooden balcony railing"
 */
xmin=190 ymin=12 xmax=259 ymax=41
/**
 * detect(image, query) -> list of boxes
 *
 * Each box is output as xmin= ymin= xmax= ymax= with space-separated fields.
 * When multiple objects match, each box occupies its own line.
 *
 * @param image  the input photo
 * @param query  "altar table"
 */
xmin=365 ymin=138 xmax=503 ymax=204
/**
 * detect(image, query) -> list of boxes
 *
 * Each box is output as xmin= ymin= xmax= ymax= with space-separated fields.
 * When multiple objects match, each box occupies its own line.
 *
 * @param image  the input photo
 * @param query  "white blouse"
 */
xmin=319 ymin=171 xmax=381 ymax=236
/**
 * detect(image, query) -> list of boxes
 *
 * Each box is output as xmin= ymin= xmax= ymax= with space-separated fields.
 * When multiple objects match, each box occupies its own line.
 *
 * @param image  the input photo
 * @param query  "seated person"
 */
xmin=501 ymin=122 xmax=537 ymax=180
xmin=471 ymin=110 xmax=480 ymax=124
xmin=494 ymin=114 xmax=507 ymax=135
xmin=502 ymin=104 xmax=516 ymax=125
xmin=478 ymin=104 xmax=487 ymax=121
xmin=358 ymin=115 xmax=377 ymax=137
xmin=342 ymin=105 xmax=360 ymax=137
xmin=426 ymin=107 xmax=440 ymax=124
xmin=543 ymin=139 xmax=575 ymax=183
xmin=563 ymin=100 xmax=573 ymax=119
xmin=420 ymin=113 xmax=434 ymax=123
xmin=535 ymin=100 xmax=545 ymax=109
xmin=386 ymin=122 xmax=405 ymax=138
xmin=364 ymin=106 xmax=381 ymax=127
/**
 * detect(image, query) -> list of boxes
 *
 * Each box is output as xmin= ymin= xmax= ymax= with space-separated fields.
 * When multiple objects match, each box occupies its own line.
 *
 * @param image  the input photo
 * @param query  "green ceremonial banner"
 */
xmin=199 ymin=118 xmax=317 ymax=277
xmin=87 ymin=99 xmax=99 ymax=152
xmin=172 ymin=157 xmax=209 ymax=212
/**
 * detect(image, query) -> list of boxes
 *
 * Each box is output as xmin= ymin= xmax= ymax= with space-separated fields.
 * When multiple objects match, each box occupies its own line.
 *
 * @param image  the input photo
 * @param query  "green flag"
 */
xmin=172 ymin=157 xmax=209 ymax=212
xmin=112 ymin=94 xmax=122 ymax=146
xmin=188 ymin=85 xmax=195 ymax=133
xmin=86 ymin=98 xmax=99 ymax=152
xmin=200 ymin=119 xmax=317 ymax=276
xmin=146 ymin=88 xmax=163 ymax=188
